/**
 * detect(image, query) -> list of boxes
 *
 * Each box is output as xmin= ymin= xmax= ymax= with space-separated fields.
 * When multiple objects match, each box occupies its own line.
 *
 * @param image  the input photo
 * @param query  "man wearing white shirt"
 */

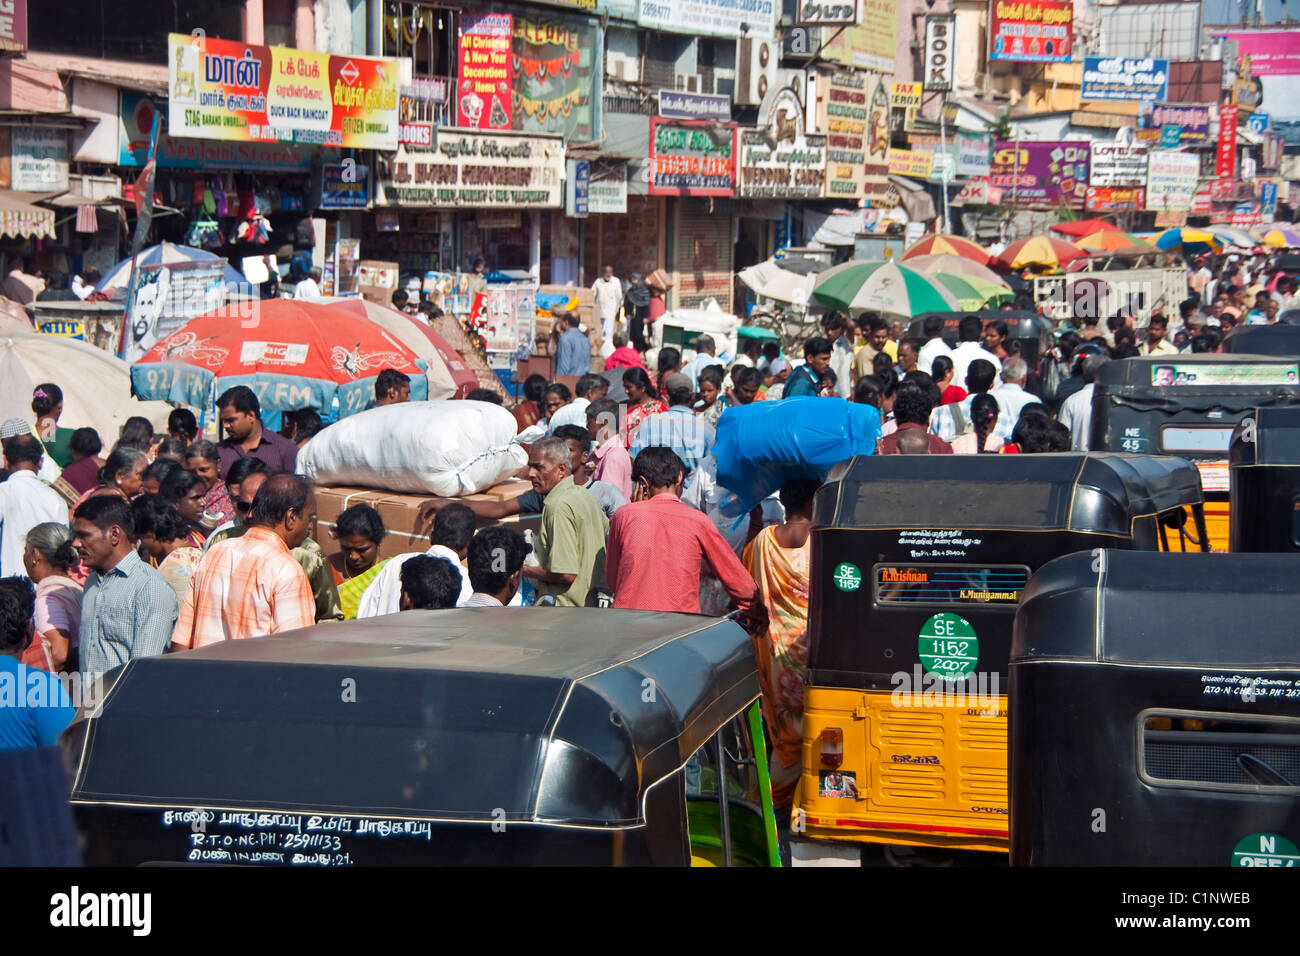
xmin=591 ymin=265 xmax=624 ymax=342
xmin=0 ymin=434 xmax=67 ymax=578
xmin=1140 ymin=314 xmax=1179 ymax=356
xmin=949 ymin=314 xmax=1001 ymax=389
xmin=293 ymin=267 xmax=322 ymax=299
xmin=916 ymin=315 xmax=953 ymax=377
xmin=989 ymin=357 xmax=1041 ymax=442
xmin=1058 ymin=354 xmax=1110 ymax=451
xmin=462 ymin=525 xmax=531 ymax=607
xmin=356 ymin=502 xmax=477 ymax=617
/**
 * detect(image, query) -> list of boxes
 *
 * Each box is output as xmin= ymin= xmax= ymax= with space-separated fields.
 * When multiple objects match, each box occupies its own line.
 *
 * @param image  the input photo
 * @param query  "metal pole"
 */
xmin=715 ymin=737 xmax=732 ymax=867
xmin=939 ymin=97 xmax=951 ymax=234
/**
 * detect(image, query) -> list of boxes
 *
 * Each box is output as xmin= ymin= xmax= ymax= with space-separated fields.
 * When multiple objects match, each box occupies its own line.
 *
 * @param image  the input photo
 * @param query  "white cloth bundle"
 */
xmin=298 ymin=400 xmax=528 ymax=496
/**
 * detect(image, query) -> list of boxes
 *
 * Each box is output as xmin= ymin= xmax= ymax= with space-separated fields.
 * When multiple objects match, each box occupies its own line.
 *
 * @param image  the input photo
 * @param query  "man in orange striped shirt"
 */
xmin=172 ymin=474 xmax=316 ymax=649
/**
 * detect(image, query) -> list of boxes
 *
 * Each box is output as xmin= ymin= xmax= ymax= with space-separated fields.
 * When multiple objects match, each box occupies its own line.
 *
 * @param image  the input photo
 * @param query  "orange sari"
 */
xmin=742 ymin=524 xmax=810 ymax=810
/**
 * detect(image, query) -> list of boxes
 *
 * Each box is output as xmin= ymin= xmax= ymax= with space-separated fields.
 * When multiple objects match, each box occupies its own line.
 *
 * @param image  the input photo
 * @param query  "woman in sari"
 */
xmin=130 ymin=496 xmax=203 ymax=603
xmin=621 ymin=367 xmax=667 ymax=450
xmin=20 ymin=523 xmax=82 ymax=673
xmin=511 ymin=375 xmax=549 ymax=433
xmin=185 ymin=440 xmax=235 ymax=526
xmin=158 ymin=468 xmax=209 ymax=548
xmin=329 ymin=504 xmax=389 ymax=620
xmin=742 ymin=479 xmax=820 ymax=811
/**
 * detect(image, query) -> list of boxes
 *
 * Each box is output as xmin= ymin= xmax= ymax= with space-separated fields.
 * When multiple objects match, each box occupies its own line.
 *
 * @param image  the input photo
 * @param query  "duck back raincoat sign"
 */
xmin=168 ymin=33 xmax=399 ymax=149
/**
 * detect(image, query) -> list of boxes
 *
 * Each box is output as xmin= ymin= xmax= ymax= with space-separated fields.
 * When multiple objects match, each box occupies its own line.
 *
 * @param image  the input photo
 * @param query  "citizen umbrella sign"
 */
xmin=924 ymin=15 xmax=955 ymax=92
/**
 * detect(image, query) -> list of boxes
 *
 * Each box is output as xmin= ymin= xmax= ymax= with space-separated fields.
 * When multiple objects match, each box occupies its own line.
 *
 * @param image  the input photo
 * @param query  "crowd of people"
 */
xmin=2 ymin=246 xmax=1297 ymax=819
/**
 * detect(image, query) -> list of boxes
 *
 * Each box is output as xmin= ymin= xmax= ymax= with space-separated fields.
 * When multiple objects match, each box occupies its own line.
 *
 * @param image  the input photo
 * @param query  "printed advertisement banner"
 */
xmin=1144 ymin=149 xmax=1200 ymax=211
xmin=822 ymin=0 xmax=898 ymax=73
xmin=649 ymin=118 xmax=737 ymax=196
xmin=511 ymin=13 xmax=600 ymax=142
xmin=1142 ymin=102 xmax=1210 ymax=145
xmin=991 ymin=140 xmax=1088 ymax=207
xmin=864 ymin=75 xmax=892 ymax=199
xmin=989 ymin=0 xmax=1073 ymax=63
xmin=1081 ymin=57 xmax=1169 ymax=102
xmin=1216 ymin=104 xmax=1238 ymax=179
xmin=376 ymin=130 xmax=564 ymax=208
xmin=1085 ymin=186 xmax=1144 ymax=212
xmin=1089 ymin=142 xmax=1147 ymax=188
xmin=457 ymin=13 xmax=513 ymax=130
xmin=638 ymin=0 xmax=777 ymax=39
xmin=1151 ymin=364 xmax=1298 ymax=387
xmin=120 ymin=92 xmax=317 ymax=169
xmin=1212 ymin=30 xmax=1300 ymax=145
xmin=167 ymin=33 xmax=399 ymax=149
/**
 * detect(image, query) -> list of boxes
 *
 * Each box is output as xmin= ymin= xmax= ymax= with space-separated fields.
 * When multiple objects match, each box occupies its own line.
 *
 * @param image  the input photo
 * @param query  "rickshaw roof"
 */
xmin=67 ymin=609 xmax=758 ymax=829
xmin=814 ymin=453 xmax=1203 ymax=534
xmin=1232 ymin=404 xmax=1300 ymax=465
xmin=1013 ymin=550 xmax=1300 ymax=666
xmin=907 ymin=311 xmax=1051 ymax=342
xmin=1221 ymin=324 xmax=1300 ymax=357
xmin=1097 ymin=353 xmax=1300 ymax=387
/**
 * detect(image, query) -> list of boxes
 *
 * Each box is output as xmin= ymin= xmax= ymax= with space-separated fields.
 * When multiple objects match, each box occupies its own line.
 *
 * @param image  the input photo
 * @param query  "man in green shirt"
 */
xmin=522 ymin=436 xmax=608 ymax=607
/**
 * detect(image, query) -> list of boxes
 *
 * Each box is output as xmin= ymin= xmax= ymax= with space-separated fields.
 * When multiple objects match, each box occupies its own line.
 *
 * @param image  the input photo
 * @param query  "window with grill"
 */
xmin=1140 ymin=710 xmax=1300 ymax=792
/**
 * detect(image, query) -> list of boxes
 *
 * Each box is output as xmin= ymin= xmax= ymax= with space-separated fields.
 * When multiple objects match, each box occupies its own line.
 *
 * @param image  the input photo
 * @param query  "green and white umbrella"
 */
xmin=812 ymin=260 xmax=959 ymax=317
xmin=931 ymin=272 xmax=1014 ymax=311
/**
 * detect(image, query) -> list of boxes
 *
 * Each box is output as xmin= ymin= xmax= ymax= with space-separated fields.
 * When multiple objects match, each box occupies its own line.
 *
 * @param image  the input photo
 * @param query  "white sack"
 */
xmin=298 ymin=400 xmax=528 ymax=496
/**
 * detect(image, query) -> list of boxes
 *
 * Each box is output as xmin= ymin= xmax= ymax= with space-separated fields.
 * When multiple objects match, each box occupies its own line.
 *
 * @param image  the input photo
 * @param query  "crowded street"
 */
xmin=0 ymin=0 xmax=1298 ymax=914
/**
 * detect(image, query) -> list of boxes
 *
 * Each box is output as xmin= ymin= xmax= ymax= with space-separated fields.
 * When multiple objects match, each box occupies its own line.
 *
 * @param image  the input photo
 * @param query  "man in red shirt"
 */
xmin=605 ymin=446 xmax=763 ymax=621
xmin=877 ymin=380 xmax=953 ymax=454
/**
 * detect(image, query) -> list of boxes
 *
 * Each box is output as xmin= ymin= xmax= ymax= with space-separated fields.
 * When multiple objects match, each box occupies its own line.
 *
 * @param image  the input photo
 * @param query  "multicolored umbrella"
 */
xmin=1050 ymin=218 xmax=1123 ymax=238
xmin=900 ymin=233 xmax=991 ymax=265
xmin=94 ymin=241 xmax=255 ymax=297
xmin=1076 ymin=230 xmax=1153 ymax=253
xmin=812 ymin=260 xmax=959 ymax=317
xmin=904 ymin=253 xmax=1007 ymax=286
xmin=131 ymin=300 xmax=429 ymax=417
xmin=931 ymin=273 xmax=1014 ymax=311
xmin=995 ymin=236 xmax=1088 ymax=272
xmin=1152 ymin=228 xmax=1223 ymax=253
xmin=1211 ymin=226 xmax=1263 ymax=249
xmin=1261 ymin=227 xmax=1300 ymax=248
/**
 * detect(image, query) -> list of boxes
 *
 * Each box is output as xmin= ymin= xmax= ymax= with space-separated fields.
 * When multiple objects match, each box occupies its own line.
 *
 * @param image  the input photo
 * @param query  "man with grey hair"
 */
xmin=990 ymin=356 xmax=1041 ymax=442
xmin=521 ymin=435 xmax=608 ymax=606
xmin=681 ymin=334 xmax=723 ymax=390
xmin=1058 ymin=353 xmax=1110 ymax=451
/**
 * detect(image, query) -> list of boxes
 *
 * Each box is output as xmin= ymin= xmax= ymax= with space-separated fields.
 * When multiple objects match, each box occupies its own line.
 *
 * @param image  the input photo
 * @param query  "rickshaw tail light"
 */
xmin=820 ymin=727 xmax=844 ymax=769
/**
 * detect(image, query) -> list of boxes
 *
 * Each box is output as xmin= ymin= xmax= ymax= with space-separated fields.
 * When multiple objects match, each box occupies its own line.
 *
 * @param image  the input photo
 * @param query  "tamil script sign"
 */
xmin=739 ymin=88 xmax=826 ymax=199
xmin=1090 ymin=142 xmax=1147 ymax=188
xmin=1144 ymin=149 xmax=1200 ymax=211
xmin=1147 ymin=103 xmax=1209 ymax=144
xmin=991 ymin=140 xmax=1088 ymax=207
xmin=659 ymin=90 xmax=731 ymax=122
xmin=1081 ymin=57 xmax=1169 ymax=102
xmin=375 ymin=130 xmax=564 ymax=208
xmin=167 ymin=33 xmax=399 ymax=149
xmin=649 ymin=118 xmax=737 ymax=196
xmin=989 ymin=0 xmax=1073 ymax=63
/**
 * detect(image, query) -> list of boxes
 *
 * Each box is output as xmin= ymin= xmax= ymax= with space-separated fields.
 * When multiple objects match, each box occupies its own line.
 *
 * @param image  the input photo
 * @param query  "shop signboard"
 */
xmin=991 ymin=140 xmax=1088 ymax=207
xmin=319 ymin=162 xmax=370 ymax=210
xmin=588 ymin=164 xmax=628 ymax=213
xmin=989 ymin=0 xmax=1073 ymax=63
xmin=864 ymin=74 xmax=891 ymax=201
xmin=888 ymin=148 xmax=933 ymax=179
xmin=1085 ymin=186 xmax=1144 ymax=212
xmin=659 ymin=90 xmax=731 ymax=122
xmin=891 ymin=82 xmax=922 ymax=132
xmin=512 ymin=12 xmax=601 ymax=142
xmin=797 ymin=0 xmax=858 ymax=26
xmin=166 ymin=33 xmax=399 ymax=150
xmin=739 ymin=87 xmax=826 ymax=199
xmin=1216 ymin=104 xmax=1238 ymax=179
xmin=1081 ymin=57 xmax=1169 ymax=102
xmin=1089 ymin=142 xmax=1147 ymax=188
xmin=952 ymin=178 xmax=990 ymax=206
xmin=1211 ymin=30 xmax=1300 ymax=146
xmin=821 ymin=0 xmax=898 ymax=73
xmin=457 ymin=13 xmax=513 ymax=130
xmin=565 ymin=158 xmax=590 ymax=216
xmin=119 ymin=92 xmax=317 ymax=170
xmin=1141 ymin=103 xmax=1209 ymax=145
xmin=0 ymin=0 xmax=26 ymax=53
xmin=1144 ymin=149 xmax=1199 ymax=211
xmin=11 ymin=127 xmax=68 ymax=191
xmin=956 ymin=133 xmax=991 ymax=177
xmin=923 ymin=14 xmax=955 ymax=91
xmin=375 ymin=129 xmax=565 ymax=208
xmin=638 ymin=0 xmax=778 ymax=39
xmin=819 ymin=70 xmax=868 ymax=200
xmin=648 ymin=118 xmax=737 ymax=197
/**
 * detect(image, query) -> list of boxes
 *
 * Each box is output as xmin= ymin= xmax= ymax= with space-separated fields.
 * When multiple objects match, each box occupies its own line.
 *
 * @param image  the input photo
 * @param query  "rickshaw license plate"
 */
xmin=873 ymin=564 xmax=1029 ymax=605
xmin=918 ymin=613 xmax=979 ymax=682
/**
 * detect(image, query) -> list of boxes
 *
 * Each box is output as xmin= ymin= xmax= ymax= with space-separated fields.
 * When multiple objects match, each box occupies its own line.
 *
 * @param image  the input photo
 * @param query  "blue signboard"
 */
xmin=319 ymin=163 xmax=370 ymax=210
xmin=1247 ymin=112 xmax=1270 ymax=134
xmin=1081 ymin=57 xmax=1170 ymax=102
xmin=566 ymin=159 xmax=590 ymax=217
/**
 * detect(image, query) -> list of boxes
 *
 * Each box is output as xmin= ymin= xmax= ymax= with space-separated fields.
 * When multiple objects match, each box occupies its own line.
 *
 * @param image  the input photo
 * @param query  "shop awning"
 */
xmin=0 ymin=190 xmax=56 ymax=239
xmin=887 ymin=175 xmax=938 ymax=223
xmin=802 ymin=208 xmax=867 ymax=247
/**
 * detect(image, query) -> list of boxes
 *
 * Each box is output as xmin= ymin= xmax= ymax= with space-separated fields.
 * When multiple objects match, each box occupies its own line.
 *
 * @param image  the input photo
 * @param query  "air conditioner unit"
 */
xmin=735 ymin=37 xmax=779 ymax=107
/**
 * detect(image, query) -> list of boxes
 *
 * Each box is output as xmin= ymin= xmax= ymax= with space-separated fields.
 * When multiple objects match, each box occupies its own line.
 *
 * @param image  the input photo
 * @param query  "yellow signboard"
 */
xmin=822 ymin=0 xmax=898 ymax=73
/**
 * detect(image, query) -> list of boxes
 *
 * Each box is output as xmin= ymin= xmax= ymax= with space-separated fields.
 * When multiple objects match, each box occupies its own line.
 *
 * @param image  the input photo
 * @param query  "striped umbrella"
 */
xmin=812 ymin=260 xmax=959 ymax=317
xmin=1152 ymin=228 xmax=1223 ymax=253
xmin=931 ymin=273 xmax=1014 ymax=311
xmin=1211 ymin=226 xmax=1263 ymax=249
xmin=1261 ymin=227 xmax=1300 ymax=248
xmin=900 ymin=233 xmax=991 ymax=265
xmin=995 ymin=236 xmax=1087 ymax=272
xmin=905 ymin=253 xmax=1007 ymax=286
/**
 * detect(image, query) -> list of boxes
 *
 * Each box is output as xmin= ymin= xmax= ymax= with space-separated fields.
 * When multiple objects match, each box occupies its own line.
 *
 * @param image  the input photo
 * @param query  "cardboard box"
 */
xmin=314 ymin=479 xmax=539 ymax=561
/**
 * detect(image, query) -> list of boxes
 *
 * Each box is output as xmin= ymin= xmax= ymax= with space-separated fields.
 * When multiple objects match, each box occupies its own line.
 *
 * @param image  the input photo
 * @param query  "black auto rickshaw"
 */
xmin=1090 ymin=354 xmax=1300 ymax=551
xmin=1221 ymin=323 xmax=1300 ymax=356
xmin=1229 ymin=404 xmax=1300 ymax=552
xmin=906 ymin=310 xmax=1054 ymax=373
xmin=65 ymin=609 xmax=781 ymax=867
xmin=791 ymin=453 xmax=1208 ymax=865
xmin=1010 ymin=550 xmax=1300 ymax=866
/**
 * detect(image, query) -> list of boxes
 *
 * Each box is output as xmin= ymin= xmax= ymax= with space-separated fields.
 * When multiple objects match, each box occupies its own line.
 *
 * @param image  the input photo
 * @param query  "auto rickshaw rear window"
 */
xmin=1160 ymin=426 xmax=1236 ymax=453
xmin=872 ymin=563 xmax=1030 ymax=607
xmin=1291 ymin=499 xmax=1300 ymax=548
xmin=1140 ymin=712 xmax=1300 ymax=792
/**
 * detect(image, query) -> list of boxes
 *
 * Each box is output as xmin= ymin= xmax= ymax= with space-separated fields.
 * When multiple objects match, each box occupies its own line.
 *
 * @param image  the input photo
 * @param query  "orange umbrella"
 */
xmin=1076 ymin=230 xmax=1153 ymax=253
xmin=1050 ymin=218 xmax=1123 ymax=238
xmin=996 ymin=236 xmax=1087 ymax=272
xmin=901 ymin=233 xmax=991 ymax=265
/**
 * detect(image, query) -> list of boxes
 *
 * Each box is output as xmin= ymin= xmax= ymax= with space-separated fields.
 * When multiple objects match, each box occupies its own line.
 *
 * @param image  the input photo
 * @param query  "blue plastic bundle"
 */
xmin=713 ymin=397 xmax=881 ymax=514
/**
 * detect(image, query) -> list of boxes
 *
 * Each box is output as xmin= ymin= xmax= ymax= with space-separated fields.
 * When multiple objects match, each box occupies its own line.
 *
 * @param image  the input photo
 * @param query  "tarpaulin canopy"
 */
xmin=0 ymin=190 xmax=56 ymax=240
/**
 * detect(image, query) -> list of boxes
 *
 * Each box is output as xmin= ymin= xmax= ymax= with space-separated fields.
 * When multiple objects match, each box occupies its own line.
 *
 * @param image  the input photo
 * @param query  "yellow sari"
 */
xmin=742 ymin=525 xmax=810 ymax=810
xmin=334 ymin=559 xmax=388 ymax=620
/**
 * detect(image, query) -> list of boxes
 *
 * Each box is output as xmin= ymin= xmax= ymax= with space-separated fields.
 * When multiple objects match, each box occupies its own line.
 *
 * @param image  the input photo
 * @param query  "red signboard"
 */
xmin=649 ymin=118 xmax=738 ymax=197
xmin=457 ymin=13 xmax=513 ymax=130
xmin=989 ymin=0 xmax=1073 ymax=63
xmin=1215 ymin=104 xmax=1238 ymax=179
xmin=1086 ymin=186 xmax=1144 ymax=212
xmin=0 ymin=0 xmax=26 ymax=53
